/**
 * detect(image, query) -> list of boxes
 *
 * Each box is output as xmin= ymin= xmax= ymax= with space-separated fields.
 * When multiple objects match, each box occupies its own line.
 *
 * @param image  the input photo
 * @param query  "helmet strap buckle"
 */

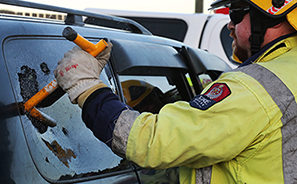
xmin=249 ymin=33 xmax=264 ymax=54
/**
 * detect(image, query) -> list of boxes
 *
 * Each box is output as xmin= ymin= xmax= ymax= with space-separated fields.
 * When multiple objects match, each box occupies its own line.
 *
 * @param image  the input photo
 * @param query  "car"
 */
xmin=84 ymin=8 xmax=237 ymax=68
xmin=0 ymin=0 xmax=231 ymax=183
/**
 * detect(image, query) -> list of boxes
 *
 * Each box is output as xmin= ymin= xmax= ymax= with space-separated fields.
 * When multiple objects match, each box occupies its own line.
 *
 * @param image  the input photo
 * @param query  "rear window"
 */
xmin=3 ymin=36 xmax=135 ymax=182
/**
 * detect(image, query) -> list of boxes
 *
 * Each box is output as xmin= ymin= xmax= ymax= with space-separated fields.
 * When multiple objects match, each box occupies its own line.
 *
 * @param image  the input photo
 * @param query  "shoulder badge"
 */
xmin=189 ymin=83 xmax=231 ymax=110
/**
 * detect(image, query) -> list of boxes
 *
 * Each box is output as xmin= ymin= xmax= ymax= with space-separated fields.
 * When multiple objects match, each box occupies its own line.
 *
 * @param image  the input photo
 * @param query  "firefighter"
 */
xmin=54 ymin=0 xmax=297 ymax=183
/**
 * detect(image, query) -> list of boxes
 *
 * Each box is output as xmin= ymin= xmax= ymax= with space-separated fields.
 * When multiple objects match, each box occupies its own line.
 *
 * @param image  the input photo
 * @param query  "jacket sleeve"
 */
xmin=117 ymin=71 xmax=272 ymax=170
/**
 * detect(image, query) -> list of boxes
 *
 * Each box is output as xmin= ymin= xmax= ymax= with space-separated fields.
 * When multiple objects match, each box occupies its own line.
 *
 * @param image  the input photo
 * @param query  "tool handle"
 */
xmin=62 ymin=26 xmax=108 ymax=57
xmin=23 ymin=79 xmax=58 ymax=112
xmin=23 ymin=79 xmax=58 ymax=127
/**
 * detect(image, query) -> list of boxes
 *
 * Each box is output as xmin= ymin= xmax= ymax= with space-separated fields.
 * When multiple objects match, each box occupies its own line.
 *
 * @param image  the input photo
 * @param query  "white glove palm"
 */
xmin=54 ymin=42 xmax=112 ymax=103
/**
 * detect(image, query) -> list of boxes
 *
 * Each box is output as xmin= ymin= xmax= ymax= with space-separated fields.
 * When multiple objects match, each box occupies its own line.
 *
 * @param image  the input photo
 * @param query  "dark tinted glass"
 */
xmin=220 ymin=24 xmax=233 ymax=60
xmin=125 ymin=17 xmax=188 ymax=42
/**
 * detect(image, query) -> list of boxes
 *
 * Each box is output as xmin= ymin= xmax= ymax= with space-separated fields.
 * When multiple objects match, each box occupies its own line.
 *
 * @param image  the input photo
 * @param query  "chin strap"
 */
xmin=249 ymin=6 xmax=286 ymax=55
xmin=249 ymin=7 xmax=264 ymax=55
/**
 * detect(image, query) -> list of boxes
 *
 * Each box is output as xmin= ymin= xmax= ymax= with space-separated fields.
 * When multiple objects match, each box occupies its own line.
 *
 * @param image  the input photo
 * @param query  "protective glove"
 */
xmin=54 ymin=42 xmax=113 ymax=104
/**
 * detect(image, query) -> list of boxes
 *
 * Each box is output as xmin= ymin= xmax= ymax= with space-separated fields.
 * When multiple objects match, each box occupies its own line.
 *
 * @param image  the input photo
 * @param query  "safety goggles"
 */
xmin=229 ymin=6 xmax=250 ymax=25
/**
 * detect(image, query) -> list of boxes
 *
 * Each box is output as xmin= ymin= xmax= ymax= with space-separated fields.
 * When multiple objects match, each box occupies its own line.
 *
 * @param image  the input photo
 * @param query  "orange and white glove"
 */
xmin=54 ymin=42 xmax=112 ymax=104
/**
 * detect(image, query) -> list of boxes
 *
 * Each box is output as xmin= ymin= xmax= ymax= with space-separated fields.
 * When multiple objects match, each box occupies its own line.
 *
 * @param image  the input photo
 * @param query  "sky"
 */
xmin=23 ymin=0 xmax=214 ymax=14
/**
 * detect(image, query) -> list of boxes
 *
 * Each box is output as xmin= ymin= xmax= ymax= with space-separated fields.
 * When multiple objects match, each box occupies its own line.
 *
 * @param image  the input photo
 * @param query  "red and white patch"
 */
xmin=204 ymin=83 xmax=231 ymax=102
xmin=189 ymin=83 xmax=231 ymax=110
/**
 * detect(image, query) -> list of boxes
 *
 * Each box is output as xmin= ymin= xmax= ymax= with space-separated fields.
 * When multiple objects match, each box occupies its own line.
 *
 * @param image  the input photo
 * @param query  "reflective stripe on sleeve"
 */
xmin=112 ymin=109 xmax=140 ymax=158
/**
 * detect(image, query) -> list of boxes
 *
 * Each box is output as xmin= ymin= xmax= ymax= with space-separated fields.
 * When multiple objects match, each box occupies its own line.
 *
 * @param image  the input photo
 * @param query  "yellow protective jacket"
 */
xmin=112 ymin=34 xmax=297 ymax=184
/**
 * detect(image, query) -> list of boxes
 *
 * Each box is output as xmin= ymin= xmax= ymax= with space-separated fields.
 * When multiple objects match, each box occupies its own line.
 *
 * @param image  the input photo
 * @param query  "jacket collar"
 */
xmin=239 ymin=32 xmax=297 ymax=67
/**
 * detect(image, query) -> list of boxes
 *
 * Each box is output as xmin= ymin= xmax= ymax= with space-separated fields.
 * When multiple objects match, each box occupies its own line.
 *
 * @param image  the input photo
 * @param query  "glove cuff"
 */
xmin=68 ymin=79 xmax=103 ymax=104
xmin=77 ymin=83 xmax=108 ymax=108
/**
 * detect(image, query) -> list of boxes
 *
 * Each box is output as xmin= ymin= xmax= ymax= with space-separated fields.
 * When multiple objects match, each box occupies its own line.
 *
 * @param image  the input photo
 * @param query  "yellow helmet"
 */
xmin=211 ymin=0 xmax=297 ymax=30
xmin=210 ymin=0 xmax=297 ymax=55
xmin=121 ymin=80 xmax=155 ymax=108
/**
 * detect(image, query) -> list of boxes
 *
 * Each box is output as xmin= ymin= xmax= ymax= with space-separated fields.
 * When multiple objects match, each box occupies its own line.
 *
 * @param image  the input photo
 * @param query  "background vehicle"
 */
xmin=0 ymin=0 xmax=230 ymax=183
xmin=84 ymin=8 xmax=237 ymax=68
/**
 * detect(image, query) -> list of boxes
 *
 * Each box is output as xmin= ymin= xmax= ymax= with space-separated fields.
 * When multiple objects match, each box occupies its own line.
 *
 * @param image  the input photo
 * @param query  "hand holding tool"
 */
xmin=23 ymin=27 xmax=108 ymax=128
